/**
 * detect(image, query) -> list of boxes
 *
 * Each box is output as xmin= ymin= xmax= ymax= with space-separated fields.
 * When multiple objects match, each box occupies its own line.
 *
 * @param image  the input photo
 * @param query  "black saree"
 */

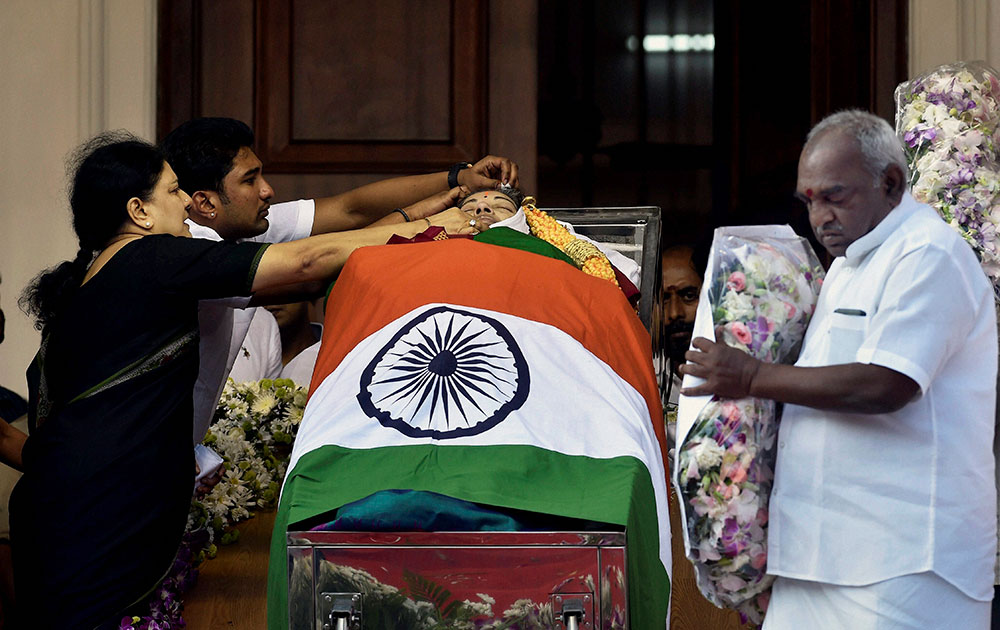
xmin=10 ymin=235 xmax=268 ymax=629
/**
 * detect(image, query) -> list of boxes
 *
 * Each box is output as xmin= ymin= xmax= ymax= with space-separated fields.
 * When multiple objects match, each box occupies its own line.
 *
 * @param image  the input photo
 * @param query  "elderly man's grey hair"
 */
xmin=805 ymin=109 xmax=909 ymax=186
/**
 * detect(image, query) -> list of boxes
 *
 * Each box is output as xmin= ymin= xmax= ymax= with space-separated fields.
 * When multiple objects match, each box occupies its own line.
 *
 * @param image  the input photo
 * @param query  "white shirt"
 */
xmin=280 ymin=341 xmax=321 ymax=389
xmin=768 ymin=193 xmax=998 ymax=601
xmin=490 ymin=209 xmax=643 ymax=288
xmin=188 ymin=199 xmax=315 ymax=443
xmin=228 ymin=307 xmax=283 ymax=383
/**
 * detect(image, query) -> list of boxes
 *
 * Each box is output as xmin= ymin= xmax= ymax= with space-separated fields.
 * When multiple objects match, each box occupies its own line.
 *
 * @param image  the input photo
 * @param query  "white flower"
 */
xmin=720 ymin=290 xmax=754 ymax=320
xmin=690 ymin=438 xmax=725 ymax=470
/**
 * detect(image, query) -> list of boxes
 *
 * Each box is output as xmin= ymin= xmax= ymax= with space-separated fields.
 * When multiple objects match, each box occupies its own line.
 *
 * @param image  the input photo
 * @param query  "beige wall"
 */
xmin=910 ymin=0 xmax=1000 ymax=74
xmin=0 ymin=0 xmax=156 ymax=398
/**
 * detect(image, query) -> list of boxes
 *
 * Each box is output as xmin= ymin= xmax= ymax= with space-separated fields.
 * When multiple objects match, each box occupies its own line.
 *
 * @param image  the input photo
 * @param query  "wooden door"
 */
xmin=157 ymin=0 xmax=537 ymax=199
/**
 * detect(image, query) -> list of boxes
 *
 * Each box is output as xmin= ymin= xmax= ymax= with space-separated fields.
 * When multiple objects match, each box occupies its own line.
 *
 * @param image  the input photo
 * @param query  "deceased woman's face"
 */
xmin=460 ymin=191 xmax=519 ymax=230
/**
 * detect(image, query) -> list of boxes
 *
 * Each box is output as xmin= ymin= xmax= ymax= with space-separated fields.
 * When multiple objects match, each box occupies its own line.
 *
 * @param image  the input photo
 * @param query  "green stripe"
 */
xmin=268 ymin=444 xmax=669 ymax=629
xmin=246 ymin=243 xmax=271 ymax=294
xmin=473 ymin=226 xmax=577 ymax=267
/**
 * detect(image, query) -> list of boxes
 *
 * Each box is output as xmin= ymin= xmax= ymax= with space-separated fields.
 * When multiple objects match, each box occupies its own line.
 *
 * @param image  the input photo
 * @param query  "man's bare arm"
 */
xmin=310 ymin=156 xmax=519 ymax=234
xmin=680 ymin=334 xmax=919 ymax=414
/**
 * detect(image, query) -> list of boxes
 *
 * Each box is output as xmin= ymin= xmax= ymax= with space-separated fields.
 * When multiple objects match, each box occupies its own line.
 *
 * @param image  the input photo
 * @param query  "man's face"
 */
xmin=796 ymin=131 xmax=897 ymax=257
xmin=265 ymin=301 xmax=311 ymax=332
xmin=661 ymin=248 xmax=702 ymax=371
xmin=459 ymin=191 xmax=519 ymax=231
xmin=215 ymin=147 xmax=274 ymax=239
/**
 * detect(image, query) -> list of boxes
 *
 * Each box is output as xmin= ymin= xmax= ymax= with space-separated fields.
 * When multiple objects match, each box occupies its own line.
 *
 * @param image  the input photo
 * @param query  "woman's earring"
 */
xmin=145 ymin=221 xmax=151 ymax=227
xmin=210 ymin=212 xmax=216 ymax=218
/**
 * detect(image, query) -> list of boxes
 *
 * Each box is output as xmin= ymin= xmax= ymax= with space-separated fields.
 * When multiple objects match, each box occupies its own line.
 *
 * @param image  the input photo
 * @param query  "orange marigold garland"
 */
xmin=521 ymin=198 xmax=619 ymax=286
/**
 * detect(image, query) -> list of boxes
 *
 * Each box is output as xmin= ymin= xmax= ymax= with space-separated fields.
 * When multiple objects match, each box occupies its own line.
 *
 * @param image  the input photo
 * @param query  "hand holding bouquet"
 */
xmin=675 ymin=226 xmax=824 ymax=626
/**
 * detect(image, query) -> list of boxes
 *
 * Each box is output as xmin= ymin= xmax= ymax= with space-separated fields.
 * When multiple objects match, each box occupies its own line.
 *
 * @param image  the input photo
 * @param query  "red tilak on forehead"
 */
xmin=805 ymin=188 xmax=814 ymax=198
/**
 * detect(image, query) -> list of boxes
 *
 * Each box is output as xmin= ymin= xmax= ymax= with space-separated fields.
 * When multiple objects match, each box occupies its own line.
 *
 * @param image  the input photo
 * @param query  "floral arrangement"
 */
xmin=895 ymin=61 xmax=1000 ymax=301
xmin=522 ymin=198 xmax=619 ymax=286
xmin=119 ymin=378 xmax=306 ymax=629
xmin=676 ymin=228 xmax=824 ymax=626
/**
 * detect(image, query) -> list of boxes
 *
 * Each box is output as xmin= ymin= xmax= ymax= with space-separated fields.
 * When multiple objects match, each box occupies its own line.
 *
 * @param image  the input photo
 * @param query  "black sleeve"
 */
xmin=141 ymin=234 xmax=270 ymax=300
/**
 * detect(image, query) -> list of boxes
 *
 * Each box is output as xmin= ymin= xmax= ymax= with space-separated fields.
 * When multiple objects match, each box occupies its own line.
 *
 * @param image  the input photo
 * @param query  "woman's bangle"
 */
xmin=392 ymin=207 xmax=411 ymax=222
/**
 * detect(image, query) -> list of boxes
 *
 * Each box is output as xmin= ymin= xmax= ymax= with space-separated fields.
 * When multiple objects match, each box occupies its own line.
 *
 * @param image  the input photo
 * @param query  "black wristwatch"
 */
xmin=448 ymin=162 xmax=472 ymax=189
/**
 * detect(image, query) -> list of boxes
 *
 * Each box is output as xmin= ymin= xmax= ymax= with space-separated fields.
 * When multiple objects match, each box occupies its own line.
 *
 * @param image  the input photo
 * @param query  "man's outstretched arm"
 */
xmin=311 ymin=155 xmax=519 ymax=234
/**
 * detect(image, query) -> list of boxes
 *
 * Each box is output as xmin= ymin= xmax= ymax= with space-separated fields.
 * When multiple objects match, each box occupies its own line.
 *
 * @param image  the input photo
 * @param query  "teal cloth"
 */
xmin=310 ymin=489 xmax=527 ymax=532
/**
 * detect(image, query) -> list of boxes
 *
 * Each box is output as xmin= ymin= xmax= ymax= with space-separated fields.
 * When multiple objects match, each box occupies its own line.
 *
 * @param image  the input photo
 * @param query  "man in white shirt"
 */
xmin=161 ymin=117 xmax=520 ymax=445
xmin=228 ymin=308 xmax=283 ymax=384
xmin=682 ymin=110 xmax=997 ymax=629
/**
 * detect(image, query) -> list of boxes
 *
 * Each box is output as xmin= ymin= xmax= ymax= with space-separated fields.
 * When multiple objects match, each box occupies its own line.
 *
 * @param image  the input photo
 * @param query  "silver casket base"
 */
xmin=287 ymin=530 xmax=628 ymax=629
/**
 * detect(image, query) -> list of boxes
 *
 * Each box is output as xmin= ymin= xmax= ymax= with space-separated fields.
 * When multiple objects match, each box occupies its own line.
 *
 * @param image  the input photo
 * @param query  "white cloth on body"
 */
xmin=188 ymin=198 xmax=314 ymax=445
xmin=768 ymin=193 xmax=997 ymax=605
xmin=489 ymin=209 xmax=642 ymax=288
xmin=228 ymin=307 xmax=282 ymax=383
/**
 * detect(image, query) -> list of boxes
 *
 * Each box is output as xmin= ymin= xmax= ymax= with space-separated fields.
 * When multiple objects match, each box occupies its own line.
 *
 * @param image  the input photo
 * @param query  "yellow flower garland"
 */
xmin=521 ymin=198 xmax=619 ymax=286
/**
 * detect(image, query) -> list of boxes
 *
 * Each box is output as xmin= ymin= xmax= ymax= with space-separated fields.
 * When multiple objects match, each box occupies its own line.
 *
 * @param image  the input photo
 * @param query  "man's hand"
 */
xmin=427 ymin=206 xmax=479 ymax=236
xmin=403 ymin=186 xmax=470 ymax=221
xmin=680 ymin=329 xmax=761 ymax=399
xmin=459 ymin=155 xmax=520 ymax=191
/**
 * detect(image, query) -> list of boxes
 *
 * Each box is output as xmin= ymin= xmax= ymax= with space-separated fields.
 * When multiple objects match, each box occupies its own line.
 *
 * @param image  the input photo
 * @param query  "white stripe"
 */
xmin=285 ymin=303 xmax=671 ymax=611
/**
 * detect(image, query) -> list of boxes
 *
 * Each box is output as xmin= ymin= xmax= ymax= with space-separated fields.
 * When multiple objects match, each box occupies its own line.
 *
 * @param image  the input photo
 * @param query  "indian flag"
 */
xmin=268 ymin=238 xmax=671 ymax=629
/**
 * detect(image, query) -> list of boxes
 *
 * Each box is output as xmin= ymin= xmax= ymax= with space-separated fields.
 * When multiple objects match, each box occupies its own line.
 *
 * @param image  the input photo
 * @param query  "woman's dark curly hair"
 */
xmin=20 ymin=131 xmax=165 ymax=332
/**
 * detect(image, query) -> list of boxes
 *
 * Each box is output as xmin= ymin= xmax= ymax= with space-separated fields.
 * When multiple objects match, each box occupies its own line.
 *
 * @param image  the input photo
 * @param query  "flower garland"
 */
xmin=676 ymin=230 xmax=824 ymax=627
xmin=521 ymin=198 xmax=620 ymax=286
xmin=119 ymin=378 xmax=306 ymax=629
xmin=895 ymin=61 xmax=1000 ymax=301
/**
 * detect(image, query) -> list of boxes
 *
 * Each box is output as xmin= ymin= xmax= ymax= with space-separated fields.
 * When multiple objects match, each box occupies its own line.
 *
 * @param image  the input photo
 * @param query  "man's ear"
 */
xmin=125 ymin=196 xmax=152 ymax=230
xmin=884 ymin=164 xmax=906 ymax=206
xmin=189 ymin=191 xmax=218 ymax=222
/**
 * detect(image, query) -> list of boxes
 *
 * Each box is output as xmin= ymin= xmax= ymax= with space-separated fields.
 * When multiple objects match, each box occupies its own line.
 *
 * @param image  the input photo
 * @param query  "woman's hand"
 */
xmin=459 ymin=155 xmax=520 ymax=190
xmin=427 ymin=206 xmax=479 ymax=235
xmin=403 ymin=186 xmax=470 ymax=221
xmin=680 ymin=328 xmax=761 ymax=399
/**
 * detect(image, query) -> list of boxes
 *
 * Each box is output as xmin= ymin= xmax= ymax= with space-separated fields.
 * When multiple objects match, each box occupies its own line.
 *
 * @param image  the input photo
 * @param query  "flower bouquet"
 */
xmin=675 ymin=226 xmax=824 ymax=626
xmin=895 ymin=61 xmax=1000 ymax=301
xmin=120 ymin=378 xmax=306 ymax=629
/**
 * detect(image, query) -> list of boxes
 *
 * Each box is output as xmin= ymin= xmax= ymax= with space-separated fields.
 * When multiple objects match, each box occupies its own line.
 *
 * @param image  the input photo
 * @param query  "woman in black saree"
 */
xmin=9 ymin=133 xmax=467 ymax=629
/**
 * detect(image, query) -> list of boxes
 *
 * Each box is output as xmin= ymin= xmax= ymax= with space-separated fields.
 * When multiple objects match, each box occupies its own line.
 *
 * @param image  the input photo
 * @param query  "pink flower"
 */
xmin=725 ymin=463 xmax=748 ymax=484
xmin=721 ymin=402 xmax=742 ymax=425
xmin=751 ymin=550 xmax=768 ymax=570
xmin=783 ymin=301 xmax=797 ymax=319
xmin=726 ymin=271 xmax=746 ymax=291
xmin=729 ymin=322 xmax=752 ymax=346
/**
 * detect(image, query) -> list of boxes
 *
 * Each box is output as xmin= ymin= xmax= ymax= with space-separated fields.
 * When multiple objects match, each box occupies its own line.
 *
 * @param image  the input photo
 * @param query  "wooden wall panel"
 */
xmin=289 ymin=0 xmax=451 ymax=141
xmin=159 ymin=0 xmax=532 ymax=203
xmin=257 ymin=0 xmax=487 ymax=173
xmin=199 ymin=0 xmax=255 ymax=123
